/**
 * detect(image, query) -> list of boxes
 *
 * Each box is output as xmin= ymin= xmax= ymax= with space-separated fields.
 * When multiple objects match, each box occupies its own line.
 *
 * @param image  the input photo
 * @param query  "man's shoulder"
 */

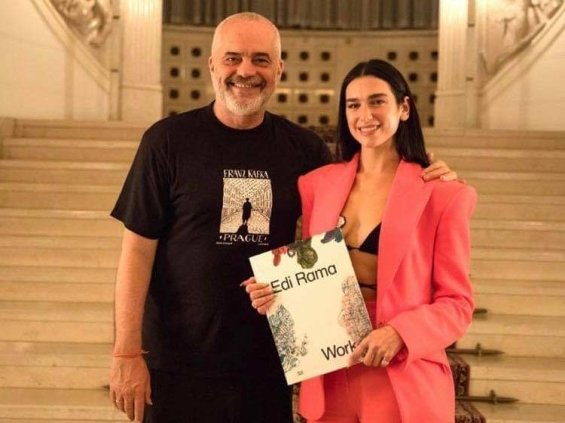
xmin=145 ymin=106 xmax=209 ymax=136
xmin=136 ymin=106 xmax=212 ymax=153
xmin=268 ymin=113 xmax=322 ymax=142
xmin=268 ymin=113 xmax=334 ymax=166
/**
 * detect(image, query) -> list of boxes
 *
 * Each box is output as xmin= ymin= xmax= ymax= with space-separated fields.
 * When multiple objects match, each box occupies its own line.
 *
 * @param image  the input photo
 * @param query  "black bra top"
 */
xmin=339 ymin=215 xmax=381 ymax=255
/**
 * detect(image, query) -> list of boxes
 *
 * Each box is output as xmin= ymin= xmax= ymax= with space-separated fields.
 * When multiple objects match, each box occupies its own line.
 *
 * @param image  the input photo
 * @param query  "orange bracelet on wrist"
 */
xmin=112 ymin=350 xmax=148 ymax=358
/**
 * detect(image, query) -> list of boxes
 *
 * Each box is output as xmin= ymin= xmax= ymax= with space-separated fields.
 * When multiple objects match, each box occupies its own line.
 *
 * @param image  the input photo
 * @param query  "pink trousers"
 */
xmin=307 ymin=301 xmax=402 ymax=423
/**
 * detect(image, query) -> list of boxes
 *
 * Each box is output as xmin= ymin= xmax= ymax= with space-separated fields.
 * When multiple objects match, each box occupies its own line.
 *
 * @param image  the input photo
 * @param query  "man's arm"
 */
xmin=110 ymin=228 xmax=158 ymax=422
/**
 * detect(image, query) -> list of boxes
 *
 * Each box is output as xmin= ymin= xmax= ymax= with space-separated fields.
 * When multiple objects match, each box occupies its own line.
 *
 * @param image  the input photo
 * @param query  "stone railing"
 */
xmin=483 ymin=0 xmax=564 ymax=75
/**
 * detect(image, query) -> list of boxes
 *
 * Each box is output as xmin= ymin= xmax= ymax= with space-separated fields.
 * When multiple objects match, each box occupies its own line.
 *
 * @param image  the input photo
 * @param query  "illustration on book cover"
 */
xmin=250 ymin=228 xmax=372 ymax=384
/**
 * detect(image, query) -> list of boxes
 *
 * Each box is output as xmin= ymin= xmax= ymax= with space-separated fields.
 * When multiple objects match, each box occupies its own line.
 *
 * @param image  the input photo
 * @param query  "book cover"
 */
xmin=249 ymin=228 xmax=373 ymax=385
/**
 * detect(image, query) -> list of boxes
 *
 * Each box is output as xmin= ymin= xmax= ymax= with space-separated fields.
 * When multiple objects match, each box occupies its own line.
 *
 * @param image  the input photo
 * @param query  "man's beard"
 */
xmin=218 ymin=76 xmax=273 ymax=116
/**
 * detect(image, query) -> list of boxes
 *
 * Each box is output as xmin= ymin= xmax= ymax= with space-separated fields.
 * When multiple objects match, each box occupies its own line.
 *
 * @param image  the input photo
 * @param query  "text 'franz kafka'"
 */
xmin=269 ymin=264 xmax=337 ymax=293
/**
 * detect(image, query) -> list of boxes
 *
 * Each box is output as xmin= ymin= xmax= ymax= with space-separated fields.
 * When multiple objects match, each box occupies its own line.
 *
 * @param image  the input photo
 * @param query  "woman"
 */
xmin=247 ymin=59 xmax=476 ymax=422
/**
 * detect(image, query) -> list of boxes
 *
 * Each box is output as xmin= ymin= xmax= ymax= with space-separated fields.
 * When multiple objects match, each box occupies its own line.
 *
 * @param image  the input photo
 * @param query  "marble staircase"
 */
xmin=0 ymin=120 xmax=139 ymax=423
xmin=426 ymin=128 xmax=565 ymax=423
xmin=0 ymin=121 xmax=564 ymax=422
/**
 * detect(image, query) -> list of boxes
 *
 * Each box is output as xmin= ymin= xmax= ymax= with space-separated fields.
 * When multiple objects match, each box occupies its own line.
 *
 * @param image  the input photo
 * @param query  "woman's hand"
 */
xmin=348 ymin=325 xmax=405 ymax=368
xmin=241 ymin=277 xmax=276 ymax=315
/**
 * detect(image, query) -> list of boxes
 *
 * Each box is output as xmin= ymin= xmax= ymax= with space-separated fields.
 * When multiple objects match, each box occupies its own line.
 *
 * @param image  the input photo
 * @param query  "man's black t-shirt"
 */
xmin=111 ymin=103 xmax=332 ymax=377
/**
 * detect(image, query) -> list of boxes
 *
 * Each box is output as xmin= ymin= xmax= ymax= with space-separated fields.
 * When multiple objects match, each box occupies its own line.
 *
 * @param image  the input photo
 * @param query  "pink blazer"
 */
xmin=297 ymin=155 xmax=477 ymax=422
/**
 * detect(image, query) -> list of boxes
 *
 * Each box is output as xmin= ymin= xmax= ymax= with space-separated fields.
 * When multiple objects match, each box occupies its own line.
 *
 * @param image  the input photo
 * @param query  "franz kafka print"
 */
xmin=217 ymin=168 xmax=272 ymax=246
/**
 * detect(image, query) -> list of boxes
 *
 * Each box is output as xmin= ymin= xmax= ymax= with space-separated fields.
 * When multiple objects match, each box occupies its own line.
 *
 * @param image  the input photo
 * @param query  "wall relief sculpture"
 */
xmin=50 ymin=0 xmax=113 ymax=47
xmin=483 ymin=0 xmax=563 ymax=75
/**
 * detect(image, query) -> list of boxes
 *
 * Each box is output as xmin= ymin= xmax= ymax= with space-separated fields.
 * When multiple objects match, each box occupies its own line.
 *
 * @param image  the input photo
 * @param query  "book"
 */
xmin=249 ymin=228 xmax=373 ymax=385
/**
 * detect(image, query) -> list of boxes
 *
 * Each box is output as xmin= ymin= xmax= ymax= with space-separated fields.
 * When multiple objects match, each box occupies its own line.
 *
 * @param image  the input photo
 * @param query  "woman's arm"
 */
xmin=387 ymin=186 xmax=477 ymax=364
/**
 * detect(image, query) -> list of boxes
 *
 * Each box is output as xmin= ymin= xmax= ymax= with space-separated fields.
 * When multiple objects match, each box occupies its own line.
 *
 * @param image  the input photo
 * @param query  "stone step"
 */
xmin=472 ymin=255 xmax=565 ymax=282
xmin=0 ymin=209 xmax=122 ymax=237
xmin=0 ymin=160 xmax=129 ymax=185
xmin=0 ymin=302 xmax=113 ymax=343
xmin=1 ymin=214 xmax=563 ymax=251
xmin=431 ymin=147 xmax=565 ymax=173
xmin=0 ymin=234 xmax=121 ymax=250
xmin=2 ymin=191 xmax=563 ymax=223
xmin=16 ymin=118 xmax=144 ymax=140
xmin=0 ymin=265 xmax=116 ymax=284
xmin=473 ymin=402 xmax=565 ymax=423
xmin=466 ymin=171 xmax=565 ymax=195
xmin=0 ymin=301 xmax=113 ymax=343
xmin=2 ymin=138 xmax=137 ymax=162
xmin=474 ymin=195 xmax=565 ymax=222
xmin=0 ymin=387 xmax=128 ymax=422
xmin=474 ymin=279 xmax=565 ymax=317
xmin=471 ymin=220 xmax=565 ymax=250
xmin=471 ymin=247 xmax=565 ymax=282
xmin=459 ymin=314 xmax=565 ymax=357
xmin=473 ymin=278 xmax=565 ymax=297
xmin=15 ymin=120 xmax=565 ymax=148
xmin=0 ymin=183 xmax=119 ymax=210
xmin=0 ymin=342 xmax=111 ymax=390
xmin=0 ymin=245 xmax=119 ymax=268
xmin=0 ymin=301 xmax=112 ymax=323
xmin=425 ymin=127 xmax=565 ymax=150
xmin=8 ymin=243 xmax=563 ymax=272
xmin=0 ymin=321 xmax=112 ymax=343
xmin=466 ymin=355 xmax=565 ymax=405
xmin=0 ymin=281 xmax=114 ymax=303
xmin=4 ymin=159 xmax=564 ymax=196
xmin=472 ymin=247 xmax=565 ymax=263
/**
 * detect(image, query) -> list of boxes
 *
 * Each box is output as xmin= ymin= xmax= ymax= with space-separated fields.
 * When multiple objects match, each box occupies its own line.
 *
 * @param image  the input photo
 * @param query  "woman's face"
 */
xmin=345 ymin=76 xmax=409 ymax=150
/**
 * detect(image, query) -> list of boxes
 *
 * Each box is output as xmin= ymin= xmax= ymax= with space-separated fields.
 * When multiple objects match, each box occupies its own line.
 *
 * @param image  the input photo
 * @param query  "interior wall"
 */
xmin=0 ymin=1 xmax=110 ymax=120
xmin=162 ymin=26 xmax=439 ymax=128
xmin=163 ymin=0 xmax=439 ymax=30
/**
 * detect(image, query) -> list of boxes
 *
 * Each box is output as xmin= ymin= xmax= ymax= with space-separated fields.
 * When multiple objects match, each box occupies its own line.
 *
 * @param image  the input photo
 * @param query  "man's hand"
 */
xmin=422 ymin=152 xmax=463 ymax=183
xmin=110 ymin=356 xmax=152 ymax=422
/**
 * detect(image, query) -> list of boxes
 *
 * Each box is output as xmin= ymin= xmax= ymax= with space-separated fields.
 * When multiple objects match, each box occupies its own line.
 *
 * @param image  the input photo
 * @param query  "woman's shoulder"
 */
xmin=428 ymin=179 xmax=477 ymax=211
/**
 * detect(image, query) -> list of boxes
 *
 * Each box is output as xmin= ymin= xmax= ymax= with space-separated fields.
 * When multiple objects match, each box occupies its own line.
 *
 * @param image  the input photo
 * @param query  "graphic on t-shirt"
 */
xmin=218 ymin=169 xmax=272 ymax=245
xmin=242 ymin=198 xmax=252 ymax=225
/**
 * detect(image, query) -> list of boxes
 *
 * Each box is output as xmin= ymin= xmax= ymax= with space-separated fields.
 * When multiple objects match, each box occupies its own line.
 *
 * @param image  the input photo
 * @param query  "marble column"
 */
xmin=434 ymin=0 xmax=470 ymax=128
xmin=120 ymin=0 xmax=163 ymax=123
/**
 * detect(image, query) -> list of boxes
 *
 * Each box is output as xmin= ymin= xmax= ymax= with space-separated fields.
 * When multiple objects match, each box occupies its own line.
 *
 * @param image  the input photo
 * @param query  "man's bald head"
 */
xmin=211 ymin=12 xmax=282 ymax=60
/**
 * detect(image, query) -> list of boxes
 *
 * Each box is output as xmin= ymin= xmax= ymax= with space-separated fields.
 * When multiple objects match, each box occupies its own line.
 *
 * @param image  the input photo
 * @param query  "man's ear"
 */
xmin=277 ymin=59 xmax=284 ymax=82
xmin=208 ymin=56 xmax=214 ymax=73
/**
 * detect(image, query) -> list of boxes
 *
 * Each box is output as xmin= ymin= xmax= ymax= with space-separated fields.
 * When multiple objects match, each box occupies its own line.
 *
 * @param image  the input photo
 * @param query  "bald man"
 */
xmin=109 ymin=13 xmax=331 ymax=423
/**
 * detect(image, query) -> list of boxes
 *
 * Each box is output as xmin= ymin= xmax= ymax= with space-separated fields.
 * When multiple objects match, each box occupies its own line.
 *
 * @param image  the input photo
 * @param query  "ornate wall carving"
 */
xmin=483 ymin=0 xmax=563 ymax=74
xmin=50 ymin=0 xmax=113 ymax=47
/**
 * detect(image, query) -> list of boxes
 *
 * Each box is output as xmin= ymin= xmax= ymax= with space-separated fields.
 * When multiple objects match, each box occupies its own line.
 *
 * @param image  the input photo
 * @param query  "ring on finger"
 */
xmin=359 ymin=350 xmax=371 ymax=363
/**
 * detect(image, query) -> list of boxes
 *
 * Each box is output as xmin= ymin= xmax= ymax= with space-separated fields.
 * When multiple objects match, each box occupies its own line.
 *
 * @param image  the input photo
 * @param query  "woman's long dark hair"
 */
xmin=336 ymin=59 xmax=429 ymax=167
